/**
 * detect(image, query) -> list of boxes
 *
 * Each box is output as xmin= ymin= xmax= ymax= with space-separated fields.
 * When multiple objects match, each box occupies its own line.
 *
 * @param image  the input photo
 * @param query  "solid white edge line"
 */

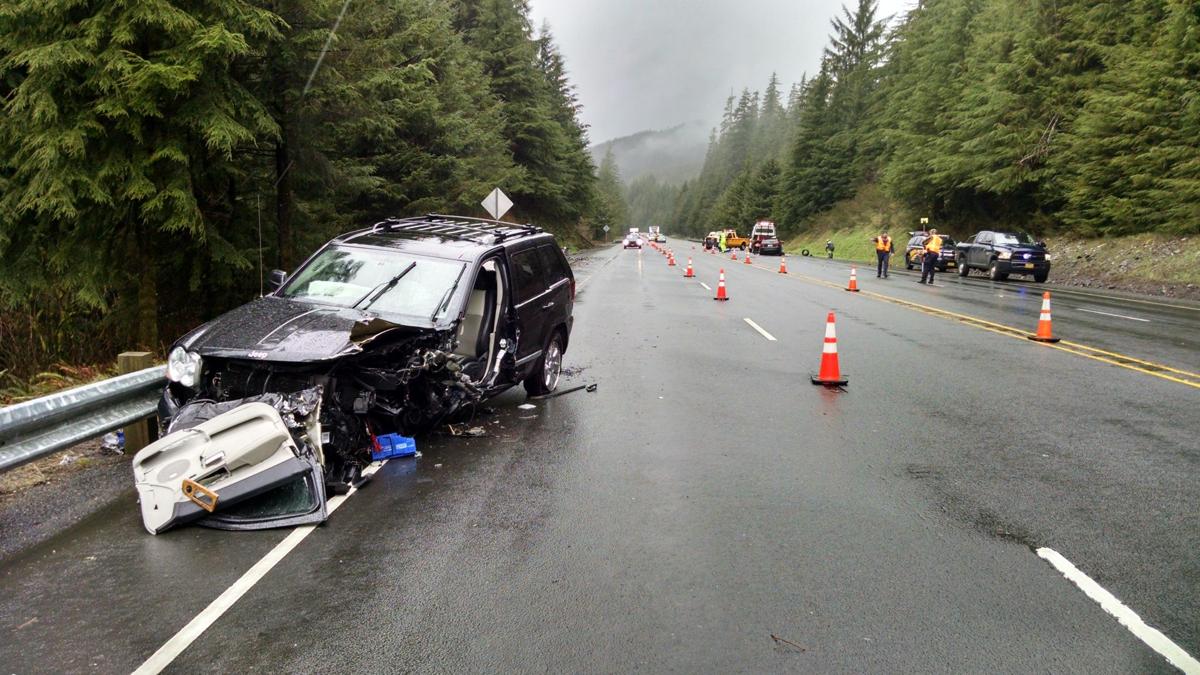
xmin=1076 ymin=308 xmax=1151 ymax=323
xmin=1036 ymin=547 xmax=1200 ymax=673
xmin=699 ymin=282 xmax=712 ymax=291
xmin=132 ymin=461 xmax=388 ymax=675
xmin=743 ymin=318 xmax=778 ymax=342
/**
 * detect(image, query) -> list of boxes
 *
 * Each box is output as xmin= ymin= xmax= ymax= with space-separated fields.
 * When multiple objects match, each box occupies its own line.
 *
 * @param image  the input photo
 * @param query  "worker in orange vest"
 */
xmin=872 ymin=232 xmax=894 ymax=278
xmin=919 ymin=229 xmax=944 ymax=284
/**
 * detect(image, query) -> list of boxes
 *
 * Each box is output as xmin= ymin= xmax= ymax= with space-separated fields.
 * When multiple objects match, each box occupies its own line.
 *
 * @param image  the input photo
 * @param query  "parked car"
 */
xmin=703 ymin=232 xmax=720 ymax=250
xmin=623 ymin=234 xmax=642 ymax=249
xmin=904 ymin=232 xmax=958 ymax=271
xmin=756 ymin=236 xmax=783 ymax=255
xmin=156 ymin=215 xmax=576 ymax=527
xmin=956 ymin=230 xmax=1051 ymax=281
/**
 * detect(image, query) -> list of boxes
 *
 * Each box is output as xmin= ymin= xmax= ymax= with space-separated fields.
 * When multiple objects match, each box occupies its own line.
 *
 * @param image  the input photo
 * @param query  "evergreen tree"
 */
xmin=746 ymin=159 xmax=783 ymax=222
xmin=0 ymin=0 xmax=282 ymax=347
xmin=1057 ymin=1 xmax=1200 ymax=235
xmin=455 ymin=0 xmax=594 ymax=225
xmin=593 ymin=148 xmax=629 ymax=237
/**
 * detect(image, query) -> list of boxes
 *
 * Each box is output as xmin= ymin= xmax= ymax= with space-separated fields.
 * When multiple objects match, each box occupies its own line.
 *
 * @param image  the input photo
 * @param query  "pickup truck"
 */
xmin=955 ymin=230 xmax=1051 ymax=282
xmin=721 ymin=229 xmax=750 ymax=250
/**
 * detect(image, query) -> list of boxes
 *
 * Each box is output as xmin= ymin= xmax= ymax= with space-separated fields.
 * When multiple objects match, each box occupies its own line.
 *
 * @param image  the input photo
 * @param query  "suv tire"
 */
xmin=525 ymin=330 xmax=564 ymax=396
xmin=1033 ymin=271 xmax=1048 ymax=283
xmin=958 ymin=259 xmax=970 ymax=277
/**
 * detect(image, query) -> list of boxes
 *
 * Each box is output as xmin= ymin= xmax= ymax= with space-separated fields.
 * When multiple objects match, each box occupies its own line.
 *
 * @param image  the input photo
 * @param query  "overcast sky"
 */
xmin=528 ymin=0 xmax=912 ymax=144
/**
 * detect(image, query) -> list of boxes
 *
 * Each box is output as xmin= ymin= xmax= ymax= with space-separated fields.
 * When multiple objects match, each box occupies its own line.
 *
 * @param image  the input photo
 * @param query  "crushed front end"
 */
xmin=159 ymin=325 xmax=486 ymax=497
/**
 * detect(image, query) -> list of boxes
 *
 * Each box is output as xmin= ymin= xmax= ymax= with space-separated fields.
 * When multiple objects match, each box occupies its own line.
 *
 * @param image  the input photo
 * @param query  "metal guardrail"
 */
xmin=0 ymin=366 xmax=165 ymax=472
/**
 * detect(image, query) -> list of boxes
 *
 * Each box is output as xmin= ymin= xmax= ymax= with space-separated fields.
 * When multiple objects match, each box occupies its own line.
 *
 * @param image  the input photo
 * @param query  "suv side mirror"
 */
xmin=267 ymin=269 xmax=289 ymax=292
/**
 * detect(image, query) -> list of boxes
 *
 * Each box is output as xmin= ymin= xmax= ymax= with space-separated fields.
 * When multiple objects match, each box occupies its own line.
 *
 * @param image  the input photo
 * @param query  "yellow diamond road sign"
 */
xmin=482 ymin=188 xmax=513 ymax=220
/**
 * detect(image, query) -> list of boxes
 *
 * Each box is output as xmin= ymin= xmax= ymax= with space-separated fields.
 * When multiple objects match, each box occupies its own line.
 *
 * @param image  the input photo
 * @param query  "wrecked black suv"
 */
xmin=155 ymin=215 xmax=574 ymax=511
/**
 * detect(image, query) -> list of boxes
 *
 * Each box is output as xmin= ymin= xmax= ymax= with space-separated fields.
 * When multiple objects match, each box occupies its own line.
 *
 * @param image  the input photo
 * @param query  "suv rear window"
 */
xmin=536 ymin=245 xmax=570 ymax=285
xmin=511 ymin=248 xmax=546 ymax=303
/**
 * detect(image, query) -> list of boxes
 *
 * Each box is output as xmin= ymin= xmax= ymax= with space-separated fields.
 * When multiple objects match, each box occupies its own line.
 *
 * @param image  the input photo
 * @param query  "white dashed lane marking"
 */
xmin=743 ymin=318 xmax=777 ymax=342
xmin=1075 ymin=308 xmax=1151 ymax=323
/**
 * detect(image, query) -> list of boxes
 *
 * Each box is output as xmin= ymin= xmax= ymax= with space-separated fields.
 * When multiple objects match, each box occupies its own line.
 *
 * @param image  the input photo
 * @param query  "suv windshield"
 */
xmin=280 ymin=246 xmax=465 ymax=321
xmin=994 ymin=232 xmax=1036 ymax=245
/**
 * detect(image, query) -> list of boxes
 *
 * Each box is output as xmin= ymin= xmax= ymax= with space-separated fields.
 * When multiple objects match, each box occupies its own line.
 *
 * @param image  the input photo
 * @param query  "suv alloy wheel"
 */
xmin=525 ymin=331 xmax=564 ymax=396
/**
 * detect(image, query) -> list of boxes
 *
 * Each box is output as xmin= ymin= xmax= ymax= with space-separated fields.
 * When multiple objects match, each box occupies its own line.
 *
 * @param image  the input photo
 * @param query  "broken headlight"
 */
xmin=167 ymin=346 xmax=202 ymax=388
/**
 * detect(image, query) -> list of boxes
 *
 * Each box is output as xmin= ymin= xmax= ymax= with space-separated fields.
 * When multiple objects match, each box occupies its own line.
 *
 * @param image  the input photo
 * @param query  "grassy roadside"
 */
xmin=0 ymin=362 xmax=117 ymax=405
xmin=781 ymin=185 xmax=1200 ymax=300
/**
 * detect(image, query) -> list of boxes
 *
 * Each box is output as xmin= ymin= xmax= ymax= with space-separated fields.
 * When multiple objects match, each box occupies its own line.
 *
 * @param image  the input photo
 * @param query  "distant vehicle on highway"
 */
xmin=750 ymin=221 xmax=782 ymax=255
xmin=703 ymin=232 xmax=719 ymax=250
xmin=623 ymin=234 xmax=642 ymax=249
xmin=904 ymin=232 xmax=958 ymax=272
xmin=647 ymin=226 xmax=666 ymax=243
xmin=956 ymin=230 xmax=1051 ymax=282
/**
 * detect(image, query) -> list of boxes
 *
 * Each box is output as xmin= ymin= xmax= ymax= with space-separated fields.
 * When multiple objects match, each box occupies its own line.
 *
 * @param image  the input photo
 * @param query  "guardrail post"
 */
xmin=118 ymin=352 xmax=155 ymax=453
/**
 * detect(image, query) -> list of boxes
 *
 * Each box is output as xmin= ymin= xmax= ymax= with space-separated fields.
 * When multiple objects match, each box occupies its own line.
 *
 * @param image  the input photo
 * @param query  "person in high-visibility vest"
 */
xmin=718 ymin=231 xmax=727 ymax=253
xmin=919 ymin=228 xmax=943 ymax=284
xmin=871 ymin=232 xmax=894 ymax=278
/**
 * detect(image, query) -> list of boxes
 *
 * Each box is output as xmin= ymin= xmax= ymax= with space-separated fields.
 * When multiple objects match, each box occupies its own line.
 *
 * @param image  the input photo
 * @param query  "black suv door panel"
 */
xmin=509 ymin=247 xmax=552 ymax=370
xmin=535 ymin=244 xmax=573 ymax=338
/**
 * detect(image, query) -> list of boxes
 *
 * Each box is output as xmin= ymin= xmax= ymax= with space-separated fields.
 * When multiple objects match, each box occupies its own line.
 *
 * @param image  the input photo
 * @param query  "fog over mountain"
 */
xmin=529 ymin=0 xmax=910 ymax=151
xmin=589 ymin=121 xmax=711 ymax=185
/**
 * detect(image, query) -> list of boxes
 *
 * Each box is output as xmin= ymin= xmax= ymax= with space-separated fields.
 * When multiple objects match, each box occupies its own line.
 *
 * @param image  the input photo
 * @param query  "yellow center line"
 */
xmin=745 ymin=262 xmax=1200 ymax=390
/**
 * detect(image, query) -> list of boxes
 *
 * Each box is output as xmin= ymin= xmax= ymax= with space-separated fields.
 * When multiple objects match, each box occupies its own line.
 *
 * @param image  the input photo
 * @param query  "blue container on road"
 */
xmin=371 ymin=433 xmax=417 ymax=461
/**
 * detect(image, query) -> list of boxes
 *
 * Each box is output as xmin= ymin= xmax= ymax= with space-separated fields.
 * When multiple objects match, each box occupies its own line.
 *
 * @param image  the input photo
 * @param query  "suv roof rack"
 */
xmin=349 ymin=214 xmax=543 ymax=245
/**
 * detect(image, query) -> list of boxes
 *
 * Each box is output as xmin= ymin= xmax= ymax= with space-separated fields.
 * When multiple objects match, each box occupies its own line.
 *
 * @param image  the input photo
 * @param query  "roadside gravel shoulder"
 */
xmin=0 ymin=440 xmax=131 ymax=562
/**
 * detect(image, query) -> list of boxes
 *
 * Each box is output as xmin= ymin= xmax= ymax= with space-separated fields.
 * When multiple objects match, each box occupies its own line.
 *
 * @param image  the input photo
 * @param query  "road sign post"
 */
xmin=118 ymin=351 xmax=156 ymax=453
xmin=603 ymin=224 xmax=610 ymax=242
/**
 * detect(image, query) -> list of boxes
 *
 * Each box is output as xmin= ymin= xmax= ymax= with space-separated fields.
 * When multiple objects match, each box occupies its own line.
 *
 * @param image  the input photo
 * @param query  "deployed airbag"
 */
xmin=132 ymin=402 xmax=322 ymax=534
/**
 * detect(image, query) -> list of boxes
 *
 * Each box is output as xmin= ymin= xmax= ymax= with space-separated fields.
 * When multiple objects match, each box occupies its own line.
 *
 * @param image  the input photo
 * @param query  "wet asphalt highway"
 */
xmin=1 ymin=243 xmax=1198 ymax=673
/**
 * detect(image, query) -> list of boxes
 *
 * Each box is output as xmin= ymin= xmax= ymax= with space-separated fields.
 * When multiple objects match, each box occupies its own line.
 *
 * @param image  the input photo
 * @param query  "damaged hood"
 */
xmin=178 ymin=296 xmax=439 ymax=362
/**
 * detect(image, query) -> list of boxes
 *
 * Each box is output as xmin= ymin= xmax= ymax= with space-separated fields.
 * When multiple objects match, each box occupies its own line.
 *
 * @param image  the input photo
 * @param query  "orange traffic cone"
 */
xmin=744 ymin=252 xmax=752 ymax=265
xmin=731 ymin=250 xmax=738 ymax=261
xmin=1028 ymin=292 xmax=1061 ymax=343
xmin=714 ymin=269 xmax=729 ymax=301
xmin=668 ymin=253 xmax=676 ymax=267
xmin=779 ymin=257 xmax=788 ymax=274
xmin=845 ymin=266 xmax=860 ymax=292
xmin=684 ymin=258 xmax=695 ymax=278
xmin=810 ymin=312 xmax=848 ymax=386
